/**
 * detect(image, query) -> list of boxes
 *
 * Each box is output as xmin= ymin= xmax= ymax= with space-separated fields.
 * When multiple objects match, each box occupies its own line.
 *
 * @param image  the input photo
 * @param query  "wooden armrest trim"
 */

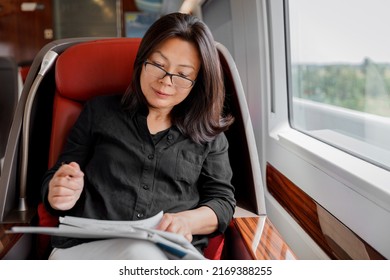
xmin=229 ymin=216 xmax=297 ymax=260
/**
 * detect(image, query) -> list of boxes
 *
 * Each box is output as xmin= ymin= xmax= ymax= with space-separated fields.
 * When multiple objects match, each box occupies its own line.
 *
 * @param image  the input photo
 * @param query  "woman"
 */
xmin=42 ymin=12 xmax=235 ymax=259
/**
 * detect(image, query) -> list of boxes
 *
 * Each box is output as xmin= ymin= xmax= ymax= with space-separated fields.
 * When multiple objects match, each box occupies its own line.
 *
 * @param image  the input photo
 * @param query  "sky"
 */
xmin=289 ymin=0 xmax=390 ymax=64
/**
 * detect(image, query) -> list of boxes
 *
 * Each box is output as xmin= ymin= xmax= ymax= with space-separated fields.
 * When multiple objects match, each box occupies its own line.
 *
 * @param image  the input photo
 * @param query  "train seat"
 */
xmin=35 ymin=38 xmax=141 ymax=258
xmin=10 ymin=36 xmax=261 ymax=260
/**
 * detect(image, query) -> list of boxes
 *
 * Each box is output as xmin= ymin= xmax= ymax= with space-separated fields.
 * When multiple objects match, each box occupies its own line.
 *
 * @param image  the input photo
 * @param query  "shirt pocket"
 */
xmin=175 ymin=150 xmax=203 ymax=185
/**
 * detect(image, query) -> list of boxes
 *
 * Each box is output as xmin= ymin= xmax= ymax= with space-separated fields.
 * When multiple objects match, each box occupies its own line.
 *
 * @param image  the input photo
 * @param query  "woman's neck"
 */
xmin=147 ymin=109 xmax=172 ymax=134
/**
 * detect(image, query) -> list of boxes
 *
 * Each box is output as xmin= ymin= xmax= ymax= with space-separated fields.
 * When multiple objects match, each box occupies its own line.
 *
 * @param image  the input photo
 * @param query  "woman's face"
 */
xmin=140 ymin=37 xmax=201 ymax=113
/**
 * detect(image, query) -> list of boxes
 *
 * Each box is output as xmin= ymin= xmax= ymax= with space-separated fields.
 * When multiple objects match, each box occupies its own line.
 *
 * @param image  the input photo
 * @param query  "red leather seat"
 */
xmin=37 ymin=38 xmax=140 ymax=257
xmin=36 ymin=38 xmax=224 ymax=260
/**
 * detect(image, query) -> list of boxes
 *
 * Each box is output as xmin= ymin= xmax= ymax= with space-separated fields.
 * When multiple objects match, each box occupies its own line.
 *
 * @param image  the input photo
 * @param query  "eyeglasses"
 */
xmin=144 ymin=61 xmax=196 ymax=89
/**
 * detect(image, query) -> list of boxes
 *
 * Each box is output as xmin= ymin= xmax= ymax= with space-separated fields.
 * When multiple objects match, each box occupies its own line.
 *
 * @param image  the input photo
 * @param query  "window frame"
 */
xmin=231 ymin=0 xmax=390 ymax=258
xmin=284 ymin=0 xmax=390 ymax=172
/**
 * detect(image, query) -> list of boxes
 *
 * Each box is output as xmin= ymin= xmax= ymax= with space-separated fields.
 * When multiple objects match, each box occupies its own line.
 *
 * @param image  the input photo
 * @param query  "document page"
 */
xmin=7 ymin=211 xmax=205 ymax=260
xmin=59 ymin=211 xmax=163 ymax=231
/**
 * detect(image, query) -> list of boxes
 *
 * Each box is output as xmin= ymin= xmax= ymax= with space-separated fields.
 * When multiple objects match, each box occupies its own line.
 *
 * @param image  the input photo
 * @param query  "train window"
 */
xmin=286 ymin=0 xmax=390 ymax=171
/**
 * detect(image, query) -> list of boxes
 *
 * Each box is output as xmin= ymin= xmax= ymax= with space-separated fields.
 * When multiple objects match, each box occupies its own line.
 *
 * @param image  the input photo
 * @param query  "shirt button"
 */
xmin=148 ymin=154 xmax=154 ymax=160
xmin=142 ymin=184 xmax=149 ymax=190
xmin=167 ymin=134 xmax=173 ymax=140
xmin=137 ymin=213 xmax=144 ymax=219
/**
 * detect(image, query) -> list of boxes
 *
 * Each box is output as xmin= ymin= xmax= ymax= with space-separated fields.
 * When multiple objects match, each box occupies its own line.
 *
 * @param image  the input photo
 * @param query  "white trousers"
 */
xmin=49 ymin=238 xmax=169 ymax=260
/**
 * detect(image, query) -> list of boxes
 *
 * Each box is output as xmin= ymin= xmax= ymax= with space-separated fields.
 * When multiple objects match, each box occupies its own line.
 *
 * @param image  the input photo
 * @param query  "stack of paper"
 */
xmin=7 ymin=211 xmax=205 ymax=260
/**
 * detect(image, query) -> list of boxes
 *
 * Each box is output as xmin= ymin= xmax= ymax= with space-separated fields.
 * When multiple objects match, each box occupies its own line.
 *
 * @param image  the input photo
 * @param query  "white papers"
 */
xmin=59 ymin=211 xmax=163 ymax=232
xmin=7 ymin=211 xmax=205 ymax=260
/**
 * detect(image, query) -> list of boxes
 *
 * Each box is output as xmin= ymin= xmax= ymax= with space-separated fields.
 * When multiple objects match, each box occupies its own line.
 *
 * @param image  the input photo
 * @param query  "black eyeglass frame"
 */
xmin=143 ymin=61 xmax=196 ymax=89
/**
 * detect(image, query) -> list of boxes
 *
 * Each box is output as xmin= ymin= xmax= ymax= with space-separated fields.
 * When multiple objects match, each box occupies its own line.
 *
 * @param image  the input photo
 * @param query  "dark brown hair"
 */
xmin=121 ymin=12 xmax=233 ymax=143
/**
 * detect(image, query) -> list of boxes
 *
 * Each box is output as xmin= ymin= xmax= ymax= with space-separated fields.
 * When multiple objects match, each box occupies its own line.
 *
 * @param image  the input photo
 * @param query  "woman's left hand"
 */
xmin=156 ymin=213 xmax=193 ymax=242
xmin=155 ymin=206 xmax=218 ymax=242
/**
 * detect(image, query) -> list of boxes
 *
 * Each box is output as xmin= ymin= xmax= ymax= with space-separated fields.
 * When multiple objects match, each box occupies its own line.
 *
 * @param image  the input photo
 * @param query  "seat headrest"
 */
xmin=55 ymin=38 xmax=141 ymax=101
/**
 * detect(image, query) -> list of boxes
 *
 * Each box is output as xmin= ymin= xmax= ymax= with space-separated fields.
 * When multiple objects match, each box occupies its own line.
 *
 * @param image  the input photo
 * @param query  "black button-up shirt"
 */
xmin=42 ymin=95 xmax=236 ymax=249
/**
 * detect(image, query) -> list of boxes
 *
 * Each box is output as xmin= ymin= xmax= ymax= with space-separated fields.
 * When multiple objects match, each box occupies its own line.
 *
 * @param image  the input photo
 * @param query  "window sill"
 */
xmin=276 ymin=128 xmax=390 ymax=213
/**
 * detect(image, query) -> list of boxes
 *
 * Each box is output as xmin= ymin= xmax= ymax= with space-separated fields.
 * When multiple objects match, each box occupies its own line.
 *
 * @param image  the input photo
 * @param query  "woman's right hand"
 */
xmin=48 ymin=162 xmax=84 ymax=211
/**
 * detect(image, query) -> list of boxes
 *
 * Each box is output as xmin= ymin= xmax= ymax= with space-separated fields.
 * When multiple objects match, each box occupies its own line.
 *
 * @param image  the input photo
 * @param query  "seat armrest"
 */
xmin=225 ymin=216 xmax=297 ymax=260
